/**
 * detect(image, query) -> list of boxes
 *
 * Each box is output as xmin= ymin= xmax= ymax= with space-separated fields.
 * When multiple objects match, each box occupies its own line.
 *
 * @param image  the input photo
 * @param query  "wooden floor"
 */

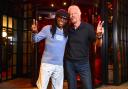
xmin=0 ymin=78 xmax=128 ymax=89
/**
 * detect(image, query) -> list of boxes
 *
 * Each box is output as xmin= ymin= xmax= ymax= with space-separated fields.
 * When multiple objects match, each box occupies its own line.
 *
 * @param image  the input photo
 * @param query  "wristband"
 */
xmin=96 ymin=33 xmax=102 ymax=39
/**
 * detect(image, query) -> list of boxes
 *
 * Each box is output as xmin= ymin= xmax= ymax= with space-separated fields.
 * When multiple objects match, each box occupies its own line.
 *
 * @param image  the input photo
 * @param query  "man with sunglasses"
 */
xmin=32 ymin=9 xmax=69 ymax=89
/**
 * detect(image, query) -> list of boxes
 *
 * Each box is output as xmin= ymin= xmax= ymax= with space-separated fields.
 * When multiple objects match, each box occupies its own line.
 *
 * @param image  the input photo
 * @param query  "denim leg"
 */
xmin=65 ymin=60 xmax=77 ymax=89
xmin=76 ymin=61 xmax=93 ymax=89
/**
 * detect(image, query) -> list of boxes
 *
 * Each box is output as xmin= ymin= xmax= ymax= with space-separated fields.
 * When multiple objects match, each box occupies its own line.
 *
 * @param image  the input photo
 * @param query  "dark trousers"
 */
xmin=64 ymin=59 xmax=93 ymax=89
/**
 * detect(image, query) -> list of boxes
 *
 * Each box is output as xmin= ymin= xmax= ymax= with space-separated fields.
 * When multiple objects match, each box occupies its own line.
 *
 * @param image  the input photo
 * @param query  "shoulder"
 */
xmin=82 ymin=22 xmax=94 ymax=29
xmin=41 ymin=25 xmax=52 ymax=32
xmin=82 ymin=22 xmax=93 ymax=29
xmin=42 ymin=25 xmax=52 ymax=30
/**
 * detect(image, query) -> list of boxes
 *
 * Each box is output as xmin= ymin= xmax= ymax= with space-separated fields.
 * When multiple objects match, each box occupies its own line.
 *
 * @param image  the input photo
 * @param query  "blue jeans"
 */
xmin=65 ymin=59 xmax=93 ymax=89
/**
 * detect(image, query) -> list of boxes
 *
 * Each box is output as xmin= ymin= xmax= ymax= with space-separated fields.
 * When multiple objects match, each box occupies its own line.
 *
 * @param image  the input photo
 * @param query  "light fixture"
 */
xmin=63 ymin=2 xmax=67 ymax=6
xmin=51 ymin=3 xmax=54 ymax=7
xmin=2 ymin=31 xmax=7 ymax=37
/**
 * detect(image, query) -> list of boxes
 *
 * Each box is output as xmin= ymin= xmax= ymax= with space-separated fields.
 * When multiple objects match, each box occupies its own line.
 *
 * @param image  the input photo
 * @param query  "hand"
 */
xmin=31 ymin=19 xmax=38 ymax=33
xmin=96 ymin=21 xmax=104 ymax=34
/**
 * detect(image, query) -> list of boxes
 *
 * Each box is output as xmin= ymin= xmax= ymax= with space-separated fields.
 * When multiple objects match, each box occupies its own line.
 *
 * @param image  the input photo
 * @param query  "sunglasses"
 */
xmin=57 ymin=16 xmax=68 ymax=22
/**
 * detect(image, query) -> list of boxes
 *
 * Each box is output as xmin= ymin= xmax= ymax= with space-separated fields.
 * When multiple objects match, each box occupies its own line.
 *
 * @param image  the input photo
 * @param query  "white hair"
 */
xmin=68 ymin=5 xmax=81 ymax=15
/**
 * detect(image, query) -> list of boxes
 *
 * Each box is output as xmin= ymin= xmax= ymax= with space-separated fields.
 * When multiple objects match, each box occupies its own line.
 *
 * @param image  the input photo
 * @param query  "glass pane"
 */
xmin=8 ymin=67 xmax=12 ymax=79
xmin=23 ymin=43 xmax=27 ymax=53
xmin=28 ymin=10 xmax=32 ymax=17
xmin=28 ymin=19 xmax=32 ymax=30
xmin=24 ymin=4 xmax=27 ymax=11
xmin=28 ymin=31 xmax=32 ymax=41
xmin=23 ymin=54 xmax=27 ymax=73
xmin=23 ymin=66 xmax=27 ymax=74
xmin=13 ymin=19 xmax=17 ymax=29
xmin=13 ymin=42 xmax=17 ymax=53
xmin=2 ymin=71 xmax=6 ymax=81
xmin=28 ymin=43 xmax=32 ymax=53
xmin=108 ymin=64 xmax=113 ymax=83
xmin=2 ymin=28 xmax=7 ymax=37
xmin=28 ymin=53 xmax=31 ymax=65
xmin=23 ymin=32 xmax=27 ymax=42
xmin=13 ymin=66 xmax=16 ymax=75
xmin=28 ymin=3 xmax=32 ymax=9
xmin=0 ymin=73 xmax=1 ymax=80
xmin=3 ymin=15 xmax=7 ymax=27
xmin=13 ymin=54 xmax=17 ymax=65
xmin=13 ymin=54 xmax=16 ymax=75
xmin=13 ymin=31 xmax=17 ymax=41
xmin=8 ymin=17 xmax=12 ymax=28
xmin=8 ymin=52 xmax=13 ymax=66
xmin=24 ymin=11 xmax=27 ymax=18
xmin=8 ymin=29 xmax=12 ymax=37
xmin=24 ymin=20 xmax=27 ymax=29
xmin=8 ymin=37 xmax=13 ymax=42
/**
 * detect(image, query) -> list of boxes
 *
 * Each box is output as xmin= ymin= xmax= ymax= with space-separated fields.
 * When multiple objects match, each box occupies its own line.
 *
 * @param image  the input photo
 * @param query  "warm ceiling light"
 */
xmin=51 ymin=3 xmax=54 ymax=7
xmin=63 ymin=2 xmax=67 ymax=6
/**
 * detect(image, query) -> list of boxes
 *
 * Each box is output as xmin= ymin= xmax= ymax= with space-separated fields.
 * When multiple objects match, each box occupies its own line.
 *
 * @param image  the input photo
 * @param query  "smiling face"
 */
xmin=68 ymin=5 xmax=81 ymax=25
xmin=56 ymin=16 xmax=68 ymax=28
xmin=55 ymin=9 xmax=69 ymax=29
